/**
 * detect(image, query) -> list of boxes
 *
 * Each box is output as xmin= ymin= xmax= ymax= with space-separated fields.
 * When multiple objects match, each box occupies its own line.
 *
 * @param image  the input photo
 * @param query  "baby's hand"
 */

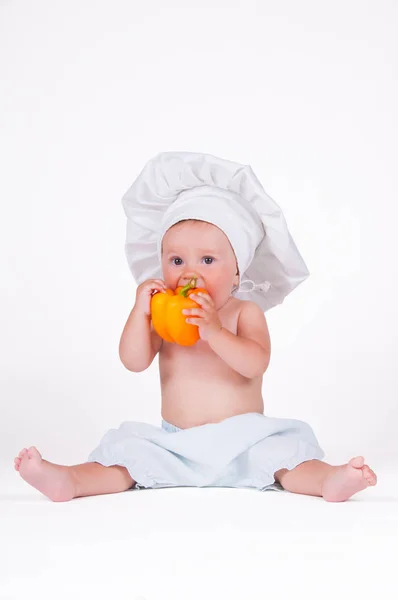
xmin=134 ymin=279 xmax=167 ymax=317
xmin=182 ymin=293 xmax=222 ymax=342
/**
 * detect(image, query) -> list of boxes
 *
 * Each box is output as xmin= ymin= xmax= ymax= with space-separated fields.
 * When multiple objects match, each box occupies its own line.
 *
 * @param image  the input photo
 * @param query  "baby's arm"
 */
xmin=119 ymin=279 xmax=166 ymax=372
xmin=207 ymin=301 xmax=271 ymax=378
xmin=119 ymin=308 xmax=163 ymax=372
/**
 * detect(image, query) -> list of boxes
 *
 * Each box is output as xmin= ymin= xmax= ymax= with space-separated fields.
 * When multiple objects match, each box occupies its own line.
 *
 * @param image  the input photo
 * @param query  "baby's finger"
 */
xmin=154 ymin=280 xmax=167 ymax=288
xmin=183 ymin=308 xmax=206 ymax=317
xmin=151 ymin=280 xmax=167 ymax=293
xmin=195 ymin=292 xmax=213 ymax=304
xmin=190 ymin=293 xmax=209 ymax=305
xmin=185 ymin=317 xmax=202 ymax=325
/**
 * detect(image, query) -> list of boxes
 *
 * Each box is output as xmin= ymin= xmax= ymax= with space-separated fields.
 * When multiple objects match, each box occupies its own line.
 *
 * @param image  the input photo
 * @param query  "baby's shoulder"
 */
xmin=221 ymin=295 xmax=244 ymax=320
xmin=236 ymin=299 xmax=268 ymax=329
xmin=229 ymin=297 xmax=264 ymax=317
xmin=220 ymin=297 xmax=265 ymax=334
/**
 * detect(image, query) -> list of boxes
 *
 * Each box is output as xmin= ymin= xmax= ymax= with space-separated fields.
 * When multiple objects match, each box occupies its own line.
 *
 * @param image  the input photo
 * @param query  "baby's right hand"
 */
xmin=134 ymin=279 xmax=168 ymax=317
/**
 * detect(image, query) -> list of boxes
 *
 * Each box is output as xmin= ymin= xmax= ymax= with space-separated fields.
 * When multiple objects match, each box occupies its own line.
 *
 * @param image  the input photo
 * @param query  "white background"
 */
xmin=0 ymin=2 xmax=397 ymax=597
xmin=2 ymin=0 xmax=397 ymax=468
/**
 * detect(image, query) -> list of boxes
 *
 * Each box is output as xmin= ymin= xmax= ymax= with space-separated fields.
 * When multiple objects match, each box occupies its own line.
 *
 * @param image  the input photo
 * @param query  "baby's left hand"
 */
xmin=182 ymin=293 xmax=222 ymax=342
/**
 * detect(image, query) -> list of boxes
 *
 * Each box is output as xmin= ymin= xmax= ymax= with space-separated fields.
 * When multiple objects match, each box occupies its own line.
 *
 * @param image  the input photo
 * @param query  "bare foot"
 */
xmin=14 ymin=447 xmax=77 ymax=502
xmin=321 ymin=456 xmax=377 ymax=502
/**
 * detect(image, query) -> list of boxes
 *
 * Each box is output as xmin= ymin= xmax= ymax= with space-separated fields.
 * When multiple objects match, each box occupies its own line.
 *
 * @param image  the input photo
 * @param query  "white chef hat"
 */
xmin=122 ymin=151 xmax=310 ymax=313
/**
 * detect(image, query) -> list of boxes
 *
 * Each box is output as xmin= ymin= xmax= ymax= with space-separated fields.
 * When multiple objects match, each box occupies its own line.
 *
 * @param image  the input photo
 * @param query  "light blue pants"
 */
xmin=88 ymin=412 xmax=325 ymax=491
xmin=161 ymin=418 xmax=182 ymax=433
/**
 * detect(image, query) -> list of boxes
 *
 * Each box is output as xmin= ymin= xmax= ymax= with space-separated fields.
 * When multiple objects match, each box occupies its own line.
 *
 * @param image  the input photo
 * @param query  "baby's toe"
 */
xmin=18 ymin=448 xmax=28 ymax=459
xmin=27 ymin=446 xmax=41 ymax=459
xmin=363 ymin=465 xmax=377 ymax=486
xmin=348 ymin=456 xmax=365 ymax=468
xmin=14 ymin=457 xmax=21 ymax=471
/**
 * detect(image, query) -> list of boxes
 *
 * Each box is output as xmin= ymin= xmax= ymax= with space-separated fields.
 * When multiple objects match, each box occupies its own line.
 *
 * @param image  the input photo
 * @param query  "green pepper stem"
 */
xmin=179 ymin=277 xmax=197 ymax=297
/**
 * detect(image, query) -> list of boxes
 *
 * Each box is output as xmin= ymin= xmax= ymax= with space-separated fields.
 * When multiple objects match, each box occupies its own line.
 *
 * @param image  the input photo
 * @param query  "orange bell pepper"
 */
xmin=150 ymin=277 xmax=208 ymax=346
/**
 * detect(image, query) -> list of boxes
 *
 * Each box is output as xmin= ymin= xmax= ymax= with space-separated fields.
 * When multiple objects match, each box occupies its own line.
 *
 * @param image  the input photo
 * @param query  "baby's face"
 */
xmin=161 ymin=221 xmax=239 ymax=307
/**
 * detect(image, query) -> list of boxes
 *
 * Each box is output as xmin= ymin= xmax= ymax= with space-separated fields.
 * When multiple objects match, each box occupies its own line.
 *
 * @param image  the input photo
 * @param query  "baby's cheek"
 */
xmin=218 ymin=274 xmax=236 ymax=295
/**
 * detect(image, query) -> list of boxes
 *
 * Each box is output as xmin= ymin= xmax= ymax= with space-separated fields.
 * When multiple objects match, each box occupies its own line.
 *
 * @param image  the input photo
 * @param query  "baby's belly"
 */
xmin=160 ymin=373 xmax=264 ymax=429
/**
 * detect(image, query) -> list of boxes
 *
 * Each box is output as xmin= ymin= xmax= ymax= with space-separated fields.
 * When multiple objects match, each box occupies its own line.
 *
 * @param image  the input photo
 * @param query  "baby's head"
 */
xmin=161 ymin=219 xmax=240 ymax=306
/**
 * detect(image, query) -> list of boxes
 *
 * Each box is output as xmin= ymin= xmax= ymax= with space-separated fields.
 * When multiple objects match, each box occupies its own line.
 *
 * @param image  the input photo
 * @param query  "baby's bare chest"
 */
xmin=157 ymin=298 xmax=264 ymax=426
xmin=160 ymin=298 xmax=240 ymax=375
xmin=160 ymin=339 xmax=232 ymax=380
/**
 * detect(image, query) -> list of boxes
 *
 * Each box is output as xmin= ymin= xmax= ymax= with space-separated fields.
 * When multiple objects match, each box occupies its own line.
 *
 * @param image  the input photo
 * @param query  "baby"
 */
xmin=14 ymin=152 xmax=377 ymax=502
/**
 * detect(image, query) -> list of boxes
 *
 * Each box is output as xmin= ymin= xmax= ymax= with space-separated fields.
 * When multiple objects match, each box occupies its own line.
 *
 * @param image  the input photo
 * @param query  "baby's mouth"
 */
xmin=179 ymin=277 xmax=204 ymax=288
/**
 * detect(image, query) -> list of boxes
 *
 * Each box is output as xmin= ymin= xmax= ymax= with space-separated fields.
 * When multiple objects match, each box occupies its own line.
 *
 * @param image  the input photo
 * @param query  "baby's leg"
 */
xmin=14 ymin=447 xmax=135 ymax=502
xmin=274 ymin=456 xmax=377 ymax=502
